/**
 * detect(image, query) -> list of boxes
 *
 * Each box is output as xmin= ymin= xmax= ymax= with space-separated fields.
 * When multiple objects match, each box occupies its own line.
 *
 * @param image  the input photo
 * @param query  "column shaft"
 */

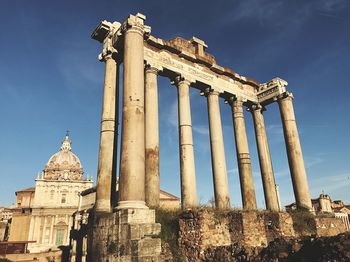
xmin=118 ymin=23 xmax=147 ymax=209
xmin=177 ymin=78 xmax=197 ymax=209
xmin=95 ymin=55 xmax=118 ymax=213
xmin=207 ymin=91 xmax=230 ymax=209
xmin=251 ymin=105 xmax=279 ymax=211
xmin=278 ymin=93 xmax=312 ymax=210
xmin=231 ymin=99 xmax=257 ymax=210
xmin=145 ymin=67 xmax=160 ymax=207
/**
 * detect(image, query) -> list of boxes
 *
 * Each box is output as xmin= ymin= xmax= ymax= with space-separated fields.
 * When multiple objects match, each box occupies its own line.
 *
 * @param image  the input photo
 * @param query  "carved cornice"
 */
xmin=258 ymin=77 xmax=288 ymax=105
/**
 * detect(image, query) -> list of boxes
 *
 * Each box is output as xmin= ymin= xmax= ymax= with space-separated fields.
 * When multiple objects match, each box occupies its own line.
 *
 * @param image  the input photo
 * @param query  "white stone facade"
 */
xmin=10 ymin=133 xmax=93 ymax=253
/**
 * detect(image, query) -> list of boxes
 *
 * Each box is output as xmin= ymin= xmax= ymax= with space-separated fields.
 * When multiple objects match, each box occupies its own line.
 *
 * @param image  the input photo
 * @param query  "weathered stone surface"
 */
xmin=88 ymin=209 xmax=161 ymax=262
xmin=178 ymin=209 xmax=349 ymax=261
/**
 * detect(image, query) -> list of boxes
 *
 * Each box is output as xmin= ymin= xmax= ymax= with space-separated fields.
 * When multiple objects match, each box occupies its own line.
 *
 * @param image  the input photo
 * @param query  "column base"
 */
xmin=116 ymin=200 xmax=148 ymax=210
xmin=94 ymin=199 xmax=112 ymax=213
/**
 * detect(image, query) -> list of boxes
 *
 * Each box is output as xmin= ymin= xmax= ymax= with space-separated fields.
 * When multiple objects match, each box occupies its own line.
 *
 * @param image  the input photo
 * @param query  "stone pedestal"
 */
xmin=88 ymin=209 xmax=161 ymax=262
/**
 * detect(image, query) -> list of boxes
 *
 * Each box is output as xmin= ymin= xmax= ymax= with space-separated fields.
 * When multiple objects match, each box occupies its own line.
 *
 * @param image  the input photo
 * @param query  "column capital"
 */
xmin=247 ymin=103 xmax=266 ymax=113
xmin=98 ymin=37 xmax=119 ymax=62
xmin=224 ymin=96 xmax=247 ymax=107
xmin=91 ymin=20 xmax=121 ymax=62
xmin=121 ymin=13 xmax=151 ymax=37
xmin=274 ymin=91 xmax=294 ymax=102
xmin=173 ymin=76 xmax=193 ymax=87
xmin=200 ymin=88 xmax=220 ymax=97
xmin=145 ymin=63 xmax=162 ymax=74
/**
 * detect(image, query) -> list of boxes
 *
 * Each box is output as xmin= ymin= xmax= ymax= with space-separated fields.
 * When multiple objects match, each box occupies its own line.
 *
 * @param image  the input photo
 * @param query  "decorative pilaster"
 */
xmin=118 ymin=14 xmax=150 ymax=209
xmin=248 ymin=104 xmax=279 ymax=211
xmin=202 ymin=88 xmax=230 ymax=209
xmin=277 ymin=92 xmax=312 ymax=210
xmin=175 ymin=76 xmax=198 ymax=209
xmin=145 ymin=65 xmax=161 ymax=208
xmin=228 ymin=97 xmax=257 ymax=210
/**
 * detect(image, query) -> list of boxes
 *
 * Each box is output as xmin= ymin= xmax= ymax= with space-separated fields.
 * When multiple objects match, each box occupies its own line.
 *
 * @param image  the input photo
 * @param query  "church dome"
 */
xmin=43 ymin=132 xmax=83 ymax=180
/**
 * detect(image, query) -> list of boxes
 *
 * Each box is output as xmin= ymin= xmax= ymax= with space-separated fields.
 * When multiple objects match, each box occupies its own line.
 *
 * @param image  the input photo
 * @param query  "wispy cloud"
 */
xmin=193 ymin=125 xmax=209 ymax=136
xmin=266 ymin=124 xmax=283 ymax=135
xmin=310 ymin=173 xmax=350 ymax=202
xmin=305 ymin=156 xmax=324 ymax=169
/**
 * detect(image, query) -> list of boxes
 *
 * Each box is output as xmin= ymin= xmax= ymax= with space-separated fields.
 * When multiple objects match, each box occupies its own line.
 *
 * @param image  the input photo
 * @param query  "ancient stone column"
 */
xmin=229 ymin=97 xmax=257 ymax=210
xmin=277 ymin=92 xmax=312 ymax=210
xmin=204 ymin=89 xmax=230 ymax=209
xmin=145 ymin=65 xmax=160 ymax=208
xmin=176 ymin=76 xmax=198 ymax=209
xmin=95 ymin=40 xmax=118 ymax=213
xmin=249 ymin=104 xmax=279 ymax=211
xmin=118 ymin=14 xmax=148 ymax=209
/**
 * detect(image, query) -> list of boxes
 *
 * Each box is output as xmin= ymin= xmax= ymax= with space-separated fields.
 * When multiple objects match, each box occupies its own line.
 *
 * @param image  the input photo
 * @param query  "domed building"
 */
xmin=9 ymin=133 xmax=93 ymax=253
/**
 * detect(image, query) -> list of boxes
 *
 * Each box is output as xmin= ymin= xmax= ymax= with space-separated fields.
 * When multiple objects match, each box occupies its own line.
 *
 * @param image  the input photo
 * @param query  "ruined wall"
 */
xmin=315 ymin=216 xmax=346 ymax=237
xmin=178 ymin=209 xmax=347 ymax=261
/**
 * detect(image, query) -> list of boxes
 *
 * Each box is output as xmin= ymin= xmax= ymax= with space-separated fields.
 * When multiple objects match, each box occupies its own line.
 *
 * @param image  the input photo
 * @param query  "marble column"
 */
xmin=249 ymin=104 xmax=279 ymax=211
xmin=277 ymin=92 xmax=312 ymax=210
xmin=205 ymin=89 xmax=230 ymax=209
xmin=145 ymin=65 xmax=160 ymax=207
xmin=95 ymin=42 xmax=118 ymax=213
xmin=118 ymin=15 xmax=147 ymax=209
xmin=229 ymin=97 xmax=257 ymax=210
xmin=176 ymin=77 xmax=198 ymax=209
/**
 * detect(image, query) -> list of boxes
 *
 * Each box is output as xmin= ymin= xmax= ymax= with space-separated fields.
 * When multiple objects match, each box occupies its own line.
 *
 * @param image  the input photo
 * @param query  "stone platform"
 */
xmin=178 ymin=209 xmax=347 ymax=261
xmin=88 ymin=209 xmax=161 ymax=262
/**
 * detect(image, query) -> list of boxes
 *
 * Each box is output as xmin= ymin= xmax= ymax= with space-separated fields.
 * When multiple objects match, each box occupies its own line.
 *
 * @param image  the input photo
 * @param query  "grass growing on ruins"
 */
xmin=288 ymin=209 xmax=316 ymax=235
xmin=155 ymin=208 xmax=182 ymax=261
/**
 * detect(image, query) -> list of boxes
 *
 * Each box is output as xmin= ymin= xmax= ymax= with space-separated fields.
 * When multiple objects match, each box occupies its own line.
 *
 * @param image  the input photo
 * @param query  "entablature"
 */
xmin=92 ymin=14 xmax=291 ymax=106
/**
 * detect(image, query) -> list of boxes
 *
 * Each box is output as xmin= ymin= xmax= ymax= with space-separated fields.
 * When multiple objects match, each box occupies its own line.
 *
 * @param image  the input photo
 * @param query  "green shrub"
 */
xmin=155 ymin=209 xmax=182 ymax=261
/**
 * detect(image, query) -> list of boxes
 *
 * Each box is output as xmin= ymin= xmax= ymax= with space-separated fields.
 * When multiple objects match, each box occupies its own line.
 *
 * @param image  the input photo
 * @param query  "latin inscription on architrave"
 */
xmin=144 ymin=47 xmax=258 ymax=103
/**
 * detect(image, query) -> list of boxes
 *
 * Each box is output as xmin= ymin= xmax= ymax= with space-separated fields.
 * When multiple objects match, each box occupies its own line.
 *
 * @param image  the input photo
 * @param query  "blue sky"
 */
xmin=1 ymin=0 xmax=350 ymax=208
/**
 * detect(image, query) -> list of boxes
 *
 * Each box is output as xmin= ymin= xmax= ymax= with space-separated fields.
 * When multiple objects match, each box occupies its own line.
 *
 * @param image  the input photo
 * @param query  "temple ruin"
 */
xmin=88 ymin=12 xmax=314 ymax=261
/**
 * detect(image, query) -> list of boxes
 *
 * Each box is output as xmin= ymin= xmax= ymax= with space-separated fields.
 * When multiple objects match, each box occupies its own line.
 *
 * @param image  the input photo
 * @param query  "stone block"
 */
xmin=120 ymin=209 xmax=156 ymax=224
xmin=137 ymin=238 xmax=162 ymax=256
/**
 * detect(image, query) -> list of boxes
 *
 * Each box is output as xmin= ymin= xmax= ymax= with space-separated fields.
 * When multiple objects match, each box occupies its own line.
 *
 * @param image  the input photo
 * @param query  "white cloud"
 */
xmin=193 ymin=125 xmax=209 ymax=136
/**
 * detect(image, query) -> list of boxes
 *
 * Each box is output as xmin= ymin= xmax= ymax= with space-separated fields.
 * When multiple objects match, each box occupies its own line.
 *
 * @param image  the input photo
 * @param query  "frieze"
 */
xmin=144 ymin=47 xmax=258 ymax=103
xmin=257 ymin=86 xmax=279 ymax=100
